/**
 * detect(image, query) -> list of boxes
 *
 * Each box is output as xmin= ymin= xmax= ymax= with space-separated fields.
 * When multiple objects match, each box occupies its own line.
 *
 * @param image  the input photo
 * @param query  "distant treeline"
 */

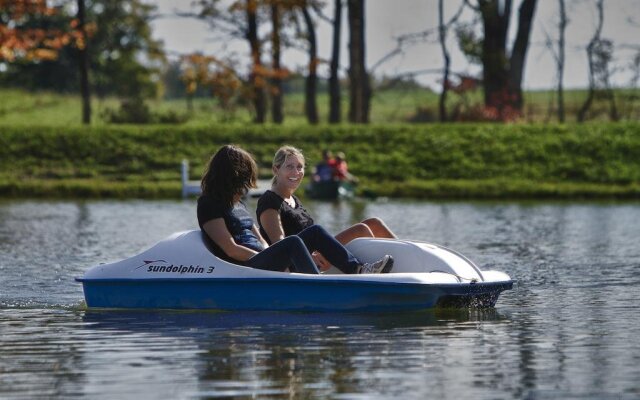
xmin=4 ymin=0 xmax=638 ymax=126
xmin=1 ymin=123 xmax=639 ymax=199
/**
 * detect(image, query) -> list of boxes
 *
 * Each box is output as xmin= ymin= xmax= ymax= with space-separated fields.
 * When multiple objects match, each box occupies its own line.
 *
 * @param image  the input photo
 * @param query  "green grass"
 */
xmin=0 ymin=89 xmax=119 ymax=126
xmin=1 ymin=122 xmax=639 ymax=199
xmin=2 ymin=87 xmax=638 ymax=126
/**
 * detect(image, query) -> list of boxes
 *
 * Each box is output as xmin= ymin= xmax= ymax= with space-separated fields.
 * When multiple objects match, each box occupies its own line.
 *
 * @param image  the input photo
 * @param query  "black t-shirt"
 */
xmin=256 ymin=190 xmax=314 ymax=244
xmin=197 ymin=195 xmax=265 ymax=263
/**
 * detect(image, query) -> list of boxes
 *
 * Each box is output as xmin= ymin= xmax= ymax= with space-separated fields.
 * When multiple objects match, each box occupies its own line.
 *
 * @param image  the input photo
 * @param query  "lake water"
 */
xmin=1 ymin=199 xmax=639 ymax=399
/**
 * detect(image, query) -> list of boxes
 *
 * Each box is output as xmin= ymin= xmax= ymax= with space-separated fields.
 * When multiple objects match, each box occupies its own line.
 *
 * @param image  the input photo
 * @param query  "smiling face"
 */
xmin=274 ymin=153 xmax=305 ymax=194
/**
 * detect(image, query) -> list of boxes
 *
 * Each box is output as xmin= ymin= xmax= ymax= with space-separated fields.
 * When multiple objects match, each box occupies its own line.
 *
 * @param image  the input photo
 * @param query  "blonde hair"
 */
xmin=272 ymin=146 xmax=305 ymax=185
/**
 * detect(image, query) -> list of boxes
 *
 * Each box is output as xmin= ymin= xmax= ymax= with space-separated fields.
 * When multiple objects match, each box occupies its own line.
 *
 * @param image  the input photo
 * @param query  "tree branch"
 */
xmin=370 ymin=29 xmax=436 ymax=72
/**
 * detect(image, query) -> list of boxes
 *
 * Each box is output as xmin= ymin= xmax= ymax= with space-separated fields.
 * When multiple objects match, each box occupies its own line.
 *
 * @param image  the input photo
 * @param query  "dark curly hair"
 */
xmin=201 ymin=145 xmax=258 ymax=208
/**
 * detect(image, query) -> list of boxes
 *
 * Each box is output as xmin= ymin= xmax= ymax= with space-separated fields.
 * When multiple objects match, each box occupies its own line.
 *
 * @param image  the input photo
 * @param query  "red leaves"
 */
xmin=0 ymin=1 xmax=94 ymax=61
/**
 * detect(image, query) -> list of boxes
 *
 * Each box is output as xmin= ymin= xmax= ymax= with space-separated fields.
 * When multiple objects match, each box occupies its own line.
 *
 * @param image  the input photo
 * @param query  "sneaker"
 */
xmin=358 ymin=255 xmax=394 ymax=274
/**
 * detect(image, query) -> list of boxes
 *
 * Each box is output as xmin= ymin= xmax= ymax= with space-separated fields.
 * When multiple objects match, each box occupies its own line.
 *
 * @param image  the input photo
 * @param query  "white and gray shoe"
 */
xmin=357 ymin=255 xmax=394 ymax=274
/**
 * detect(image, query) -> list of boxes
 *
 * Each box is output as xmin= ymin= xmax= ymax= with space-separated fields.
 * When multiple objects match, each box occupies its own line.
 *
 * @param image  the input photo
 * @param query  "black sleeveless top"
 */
xmin=256 ymin=190 xmax=314 ymax=244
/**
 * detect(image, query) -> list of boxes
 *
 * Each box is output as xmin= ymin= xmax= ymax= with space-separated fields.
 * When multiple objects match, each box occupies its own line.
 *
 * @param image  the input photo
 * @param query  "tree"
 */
xmin=247 ymin=0 xmax=267 ymax=122
xmin=462 ymin=0 xmax=537 ymax=119
xmin=0 ymin=0 xmax=75 ymax=62
xmin=0 ymin=0 xmax=93 ymax=123
xmin=577 ymin=0 xmax=617 ymax=122
xmin=179 ymin=53 xmax=243 ymax=118
xmin=159 ymin=53 xmax=246 ymax=122
xmin=438 ymin=0 xmax=466 ymax=122
xmin=194 ymin=0 xmax=268 ymax=123
xmin=328 ymin=0 xmax=342 ymax=123
xmin=90 ymin=0 xmax=165 ymax=99
xmin=482 ymin=0 xmax=536 ymax=116
xmin=270 ymin=2 xmax=284 ymax=123
xmin=301 ymin=3 xmax=319 ymax=124
xmin=266 ymin=0 xmax=319 ymax=124
xmin=1 ymin=0 xmax=164 ymax=99
xmin=347 ymin=0 xmax=369 ymax=123
xmin=541 ymin=0 xmax=568 ymax=122
xmin=76 ymin=0 xmax=91 ymax=124
xmin=556 ymin=0 xmax=567 ymax=123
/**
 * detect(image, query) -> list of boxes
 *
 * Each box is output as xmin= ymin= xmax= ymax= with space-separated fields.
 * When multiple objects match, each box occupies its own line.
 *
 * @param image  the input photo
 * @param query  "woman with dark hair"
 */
xmin=197 ymin=145 xmax=393 ymax=275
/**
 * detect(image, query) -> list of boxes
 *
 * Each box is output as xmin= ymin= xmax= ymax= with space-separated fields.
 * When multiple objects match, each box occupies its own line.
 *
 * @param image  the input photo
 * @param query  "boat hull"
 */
xmin=77 ymin=230 xmax=514 ymax=311
xmin=305 ymin=180 xmax=355 ymax=200
xmin=78 ymin=277 xmax=513 ymax=312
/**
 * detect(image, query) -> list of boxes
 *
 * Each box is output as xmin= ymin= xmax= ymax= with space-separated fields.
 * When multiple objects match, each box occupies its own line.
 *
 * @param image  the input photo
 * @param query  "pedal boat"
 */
xmin=76 ymin=230 xmax=513 ymax=312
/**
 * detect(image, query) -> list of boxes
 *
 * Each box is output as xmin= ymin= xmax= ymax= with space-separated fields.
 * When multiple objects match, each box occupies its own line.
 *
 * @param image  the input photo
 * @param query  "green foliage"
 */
xmin=455 ymin=22 xmax=483 ymax=66
xmin=0 ymin=0 xmax=164 ymax=98
xmin=1 ymin=122 xmax=639 ymax=199
xmin=88 ymin=0 xmax=165 ymax=98
xmin=101 ymin=99 xmax=189 ymax=124
xmin=101 ymin=99 xmax=153 ymax=124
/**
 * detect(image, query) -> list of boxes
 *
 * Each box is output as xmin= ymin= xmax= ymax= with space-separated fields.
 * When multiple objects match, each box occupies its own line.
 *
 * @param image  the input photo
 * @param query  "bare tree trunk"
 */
xmin=328 ymin=0 xmax=342 ymax=123
xmin=577 ymin=0 xmax=604 ymax=123
xmin=479 ymin=0 xmax=536 ymax=116
xmin=479 ymin=0 xmax=512 ymax=112
xmin=437 ymin=1 xmax=465 ymax=122
xmin=628 ymin=52 xmax=640 ymax=119
xmin=302 ymin=6 xmax=319 ymax=124
xmin=438 ymin=0 xmax=450 ymax=122
xmin=271 ymin=4 xmax=283 ymax=124
xmin=347 ymin=0 xmax=369 ymax=123
xmin=508 ymin=0 xmax=537 ymax=110
xmin=247 ymin=0 xmax=266 ymax=123
xmin=187 ymin=94 xmax=193 ymax=113
xmin=77 ymin=0 xmax=91 ymax=125
xmin=557 ymin=0 xmax=566 ymax=122
xmin=605 ymin=67 xmax=619 ymax=121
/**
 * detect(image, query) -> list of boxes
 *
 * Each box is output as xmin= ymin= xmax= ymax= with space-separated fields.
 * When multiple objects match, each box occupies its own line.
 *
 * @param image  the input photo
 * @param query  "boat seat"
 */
xmin=197 ymin=230 xmax=293 ymax=273
xmin=198 ymin=230 xmax=249 ymax=268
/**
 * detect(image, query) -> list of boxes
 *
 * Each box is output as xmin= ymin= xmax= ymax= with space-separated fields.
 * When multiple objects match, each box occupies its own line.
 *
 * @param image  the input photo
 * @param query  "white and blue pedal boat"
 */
xmin=76 ymin=230 xmax=514 ymax=312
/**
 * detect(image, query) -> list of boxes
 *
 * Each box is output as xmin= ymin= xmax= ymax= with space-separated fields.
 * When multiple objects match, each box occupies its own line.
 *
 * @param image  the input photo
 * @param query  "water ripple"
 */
xmin=1 ymin=200 xmax=640 ymax=399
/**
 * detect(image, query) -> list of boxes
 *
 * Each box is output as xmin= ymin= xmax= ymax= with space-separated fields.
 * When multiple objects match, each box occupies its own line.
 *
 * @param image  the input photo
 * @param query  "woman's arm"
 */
xmin=202 ymin=218 xmax=259 ymax=262
xmin=251 ymin=225 xmax=269 ymax=248
xmin=259 ymin=209 xmax=286 ymax=243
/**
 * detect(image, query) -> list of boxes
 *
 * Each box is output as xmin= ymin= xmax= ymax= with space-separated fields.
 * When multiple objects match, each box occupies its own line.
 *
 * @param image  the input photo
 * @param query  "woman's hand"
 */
xmin=311 ymin=251 xmax=332 ymax=272
xmin=251 ymin=225 xmax=269 ymax=248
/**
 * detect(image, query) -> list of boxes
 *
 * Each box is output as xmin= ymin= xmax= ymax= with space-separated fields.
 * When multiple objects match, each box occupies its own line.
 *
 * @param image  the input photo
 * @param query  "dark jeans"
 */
xmin=297 ymin=225 xmax=361 ymax=274
xmin=246 ymin=235 xmax=320 ymax=274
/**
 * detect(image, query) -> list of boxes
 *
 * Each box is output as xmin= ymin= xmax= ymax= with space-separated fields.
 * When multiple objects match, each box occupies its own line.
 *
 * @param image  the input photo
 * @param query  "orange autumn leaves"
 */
xmin=0 ymin=0 xmax=95 ymax=62
xmin=181 ymin=53 xmax=290 ymax=106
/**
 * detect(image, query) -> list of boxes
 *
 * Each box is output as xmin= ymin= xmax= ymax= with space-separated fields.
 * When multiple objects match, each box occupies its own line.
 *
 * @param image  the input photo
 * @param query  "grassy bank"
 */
xmin=1 ymin=123 xmax=639 ymax=199
xmin=3 ymin=87 xmax=639 ymax=126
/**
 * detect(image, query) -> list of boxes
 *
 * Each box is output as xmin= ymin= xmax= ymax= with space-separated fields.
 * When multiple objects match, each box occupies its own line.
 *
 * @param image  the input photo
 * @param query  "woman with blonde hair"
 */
xmin=257 ymin=146 xmax=397 ymax=271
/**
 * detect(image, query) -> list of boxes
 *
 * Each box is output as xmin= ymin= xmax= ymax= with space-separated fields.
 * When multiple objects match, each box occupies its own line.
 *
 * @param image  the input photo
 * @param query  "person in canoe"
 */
xmin=198 ymin=145 xmax=393 ymax=274
xmin=312 ymin=149 xmax=337 ymax=182
xmin=333 ymin=151 xmax=359 ymax=184
xmin=257 ymin=146 xmax=397 ymax=271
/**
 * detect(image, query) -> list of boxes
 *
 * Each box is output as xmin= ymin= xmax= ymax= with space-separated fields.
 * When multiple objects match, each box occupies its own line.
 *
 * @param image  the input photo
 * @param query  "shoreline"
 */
xmin=1 ymin=179 xmax=639 ymax=200
xmin=2 ymin=122 xmax=639 ymax=200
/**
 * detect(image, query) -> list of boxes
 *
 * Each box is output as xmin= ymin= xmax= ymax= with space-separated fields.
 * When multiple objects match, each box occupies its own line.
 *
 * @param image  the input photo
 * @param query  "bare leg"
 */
xmin=362 ymin=218 xmax=397 ymax=239
xmin=334 ymin=223 xmax=373 ymax=245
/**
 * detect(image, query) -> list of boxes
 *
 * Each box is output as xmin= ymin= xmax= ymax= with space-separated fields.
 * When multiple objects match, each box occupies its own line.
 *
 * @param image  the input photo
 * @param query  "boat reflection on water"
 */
xmin=81 ymin=308 xmax=508 ymax=334
xmin=78 ymin=308 xmax=506 ymax=398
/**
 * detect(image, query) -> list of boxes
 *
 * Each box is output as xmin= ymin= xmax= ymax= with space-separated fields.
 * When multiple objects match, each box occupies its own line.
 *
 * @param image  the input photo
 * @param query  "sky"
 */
xmin=150 ymin=0 xmax=640 ymax=91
